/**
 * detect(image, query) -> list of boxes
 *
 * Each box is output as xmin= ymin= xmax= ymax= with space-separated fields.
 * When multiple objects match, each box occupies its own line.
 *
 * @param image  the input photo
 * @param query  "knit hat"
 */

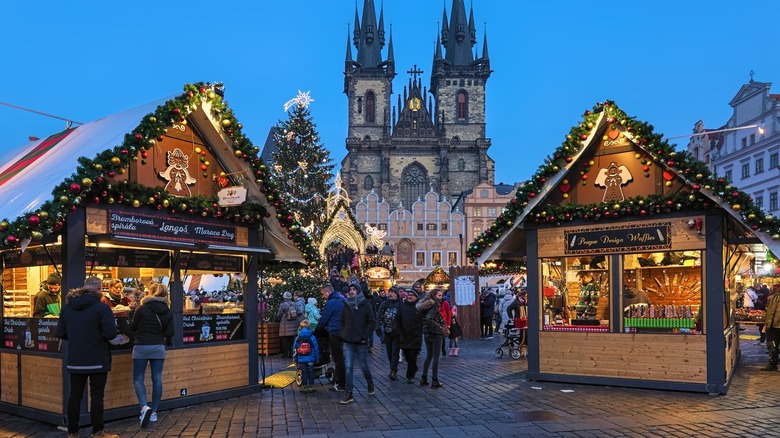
xmin=283 ymin=291 xmax=292 ymax=300
xmin=47 ymin=273 xmax=61 ymax=285
xmin=307 ymin=297 xmax=317 ymax=306
xmin=406 ymin=289 xmax=418 ymax=298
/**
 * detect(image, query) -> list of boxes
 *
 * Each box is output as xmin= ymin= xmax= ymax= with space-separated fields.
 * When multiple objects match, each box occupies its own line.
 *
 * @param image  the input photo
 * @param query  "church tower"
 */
xmin=341 ymin=0 xmax=493 ymax=208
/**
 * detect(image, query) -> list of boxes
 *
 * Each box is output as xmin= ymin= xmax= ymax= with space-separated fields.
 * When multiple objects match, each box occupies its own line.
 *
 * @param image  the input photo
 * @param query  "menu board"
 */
xmin=3 ymin=246 xmax=169 ymax=269
xmin=2 ymin=316 xmax=136 ymax=352
xmin=109 ymin=210 xmax=236 ymax=245
xmin=182 ymin=313 xmax=244 ymax=344
xmin=3 ymin=317 xmax=62 ymax=352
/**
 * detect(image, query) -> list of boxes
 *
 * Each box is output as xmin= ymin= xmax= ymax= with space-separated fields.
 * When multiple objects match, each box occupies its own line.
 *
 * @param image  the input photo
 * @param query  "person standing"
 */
xmin=398 ymin=290 xmax=423 ymax=383
xmin=293 ymin=320 xmax=320 ymax=393
xmin=448 ymin=305 xmax=463 ymax=356
xmin=416 ymin=289 xmax=446 ymax=388
xmin=762 ymin=284 xmax=780 ymax=371
xmin=33 ymin=273 xmax=62 ymax=317
xmin=480 ymin=289 xmax=496 ymax=338
xmin=305 ymin=297 xmax=321 ymax=333
xmin=377 ymin=288 xmax=401 ymax=380
xmin=439 ymin=295 xmax=452 ymax=356
xmin=339 ymin=282 xmax=375 ymax=404
xmin=277 ymin=291 xmax=300 ymax=358
xmin=316 ymin=285 xmax=347 ymax=391
xmin=129 ymin=283 xmax=174 ymax=428
xmin=101 ymin=279 xmax=130 ymax=308
xmin=56 ymin=277 xmax=118 ymax=438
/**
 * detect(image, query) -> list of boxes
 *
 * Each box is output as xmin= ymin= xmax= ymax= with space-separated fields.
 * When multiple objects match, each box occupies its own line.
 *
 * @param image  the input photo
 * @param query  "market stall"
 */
xmin=0 ymin=83 xmax=316 ymax=425
xmin=470 ymin=101 xmax=780 ymax=394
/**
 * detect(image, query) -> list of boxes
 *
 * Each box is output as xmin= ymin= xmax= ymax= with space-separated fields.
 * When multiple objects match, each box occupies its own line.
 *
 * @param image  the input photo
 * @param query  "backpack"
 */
xmin=287 ymin=302 xmax=301 ymax=320
xmin=382 ymin=306 xmax=398 ymax=334
xmin=296 ymin=336 xmax=312 ymax=355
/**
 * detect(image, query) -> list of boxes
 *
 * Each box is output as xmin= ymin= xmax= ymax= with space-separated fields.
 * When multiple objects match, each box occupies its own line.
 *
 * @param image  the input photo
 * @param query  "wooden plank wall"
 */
xmin=539 ymin=332 xmax=707 ymax=383
xmin=258 ymin=323 xmax=280 ymax=355
xmin=20 ymin=355 xmax=62 ymax=413
xmin=449 ymin=266 xmax=480 ymax=340
xmin=104 ymin=343 xmax=248 ymax=410
xmin=725 ymin=329 xmax=739 ymax=381
xmin=0 ymin=352 xmax=19 ymax=405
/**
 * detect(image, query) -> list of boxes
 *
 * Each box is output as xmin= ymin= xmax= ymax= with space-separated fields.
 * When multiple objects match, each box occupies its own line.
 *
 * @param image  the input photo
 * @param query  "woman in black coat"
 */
xmin=130 ymin=283 xmax=174 ymax=427
xmin=416 ymin=289 xmax=447 ymax=388
xmin=397 ymin=290 xmax=423 ymax=383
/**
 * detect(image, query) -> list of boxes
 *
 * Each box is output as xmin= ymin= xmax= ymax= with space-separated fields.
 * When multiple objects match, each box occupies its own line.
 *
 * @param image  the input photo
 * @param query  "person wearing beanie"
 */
xmin=377 ymin=288 xmax=402 ymax=380
xmin=57 ymin=277 xmax=118 ymax=437
xmin=339 ymin=282 xmax=376 ymax=404
xmin=34 ymin=273 xmax=62 ymax=317
xmin=398 ymin=288 xmax=423 ymax=383
xmin=305 ymin=297 xmax=321 ymax=333
xmin=276 ymin=291 xmax=300 ymax=358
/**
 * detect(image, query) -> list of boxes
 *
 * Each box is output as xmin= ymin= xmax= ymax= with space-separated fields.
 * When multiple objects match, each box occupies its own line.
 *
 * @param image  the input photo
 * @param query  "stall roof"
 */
xmin=0 ymin=85 xmax=310 ymax=263
xmin=473 ymin=101 xmax=780 ymax=264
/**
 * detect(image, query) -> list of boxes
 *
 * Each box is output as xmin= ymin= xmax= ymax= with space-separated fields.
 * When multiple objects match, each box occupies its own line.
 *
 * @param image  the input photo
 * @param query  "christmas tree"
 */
xmin=271 ymin=91 xmax=334 ymax=242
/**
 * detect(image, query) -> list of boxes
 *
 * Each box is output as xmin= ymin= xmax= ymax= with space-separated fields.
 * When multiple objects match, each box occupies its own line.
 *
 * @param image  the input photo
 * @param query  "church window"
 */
xmin=357 ymin=97 xmax=363 ymax=114
xmin=459 ymin=79 xmax=465 ymax=87
xmin=457 ymin=91 xmax=468 ymax=121
xmin=458 ymin=159 xmax=465 ymax=171
xmin=467 ymin=79 xmax=472 ymax=85
xmin=473 ymin=207 xmax=482 ymax=216
xmin=417 ymin=223 xmax=424 ymax=231
xmin=441 ymin=222 xmax=448 ymax=231
xmin=366 ymin=91 xmax=376 ymax=123
xmin=364 ymin=175 xmax=374 ymax=190
xmin=402 ymin=163 xmax=428 ymax=208
xmin=378 ymin=223 xmax=387 ymax=231
xmin=427 ymin=223 xmax=437 ymax=231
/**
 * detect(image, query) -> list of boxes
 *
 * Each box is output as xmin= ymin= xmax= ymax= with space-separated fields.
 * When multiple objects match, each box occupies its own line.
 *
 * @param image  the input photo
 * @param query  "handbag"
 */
xmin=439 ymin=322 xmax=450 ymax=337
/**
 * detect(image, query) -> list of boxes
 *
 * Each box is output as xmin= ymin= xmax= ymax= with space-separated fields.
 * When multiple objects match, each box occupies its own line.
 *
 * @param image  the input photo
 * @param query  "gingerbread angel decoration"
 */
xmin=594 ymin=161 xmax=632 ymax=202
xmin=158 ymin=148 xmax=196 ymax=196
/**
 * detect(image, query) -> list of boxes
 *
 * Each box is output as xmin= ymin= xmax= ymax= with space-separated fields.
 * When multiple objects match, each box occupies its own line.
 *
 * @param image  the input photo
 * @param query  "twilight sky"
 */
xmin=2 ymin=0 xmax=779 ymax=186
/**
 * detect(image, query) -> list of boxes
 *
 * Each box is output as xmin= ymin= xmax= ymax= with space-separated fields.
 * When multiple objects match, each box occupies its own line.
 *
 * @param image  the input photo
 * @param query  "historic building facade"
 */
xmin=340 ymin=0 xmax=495 ymax=210
xmin=452 ymin=182 xmax=518 ymax=263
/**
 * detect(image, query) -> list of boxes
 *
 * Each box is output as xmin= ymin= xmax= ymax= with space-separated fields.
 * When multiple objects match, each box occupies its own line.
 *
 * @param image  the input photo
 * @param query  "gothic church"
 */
xmin=341 ymin=0 xmax=495 ymax=208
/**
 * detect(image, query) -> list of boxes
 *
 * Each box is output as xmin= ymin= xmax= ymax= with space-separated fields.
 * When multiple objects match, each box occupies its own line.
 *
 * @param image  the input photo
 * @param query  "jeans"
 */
xmin=767 ymin=327 xmax=780 ymax=366
xmin=329 ymin=334 xmax=346 ymax=387
xmin=402 ymin=348 xmax=419 ymax=380
xmin=384 ymin=334 xmax=400 ymax=372
xmin=67 ymin=372 xmax=107 ymax=435
xmin=133 ymin=359 xmax=165 ymax=411
xmin=343 ymin=342 xmax=373 ymax=393
xmin=422 ymin=334 xmax=442 ymax=380
xmin=299 ymin=361 xmax=314 ymax=386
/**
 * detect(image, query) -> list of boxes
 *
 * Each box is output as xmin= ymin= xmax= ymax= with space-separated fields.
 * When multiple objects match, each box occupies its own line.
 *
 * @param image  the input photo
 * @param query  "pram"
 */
xmin=495 ymin=321 xmax=527 ymax=360
xmin=295 ymin=334 xmax=335 ymax=387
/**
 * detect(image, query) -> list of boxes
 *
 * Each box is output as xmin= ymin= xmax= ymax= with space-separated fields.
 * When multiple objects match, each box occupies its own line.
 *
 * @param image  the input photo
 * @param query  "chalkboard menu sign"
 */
xmin=109 ymin=210 xmax=236 ymax=245
xmin=3 ymin=246 xmax=169 ymax=269
xmin=564 ymin=222 xmax=672 ymax=255
xmin=182 ymin=313 xmax=244 ymax=344
xmin=178 ymin=253 xmax=243 ymax=272
xmin=3 ymin=317 xmax=62 ymax=352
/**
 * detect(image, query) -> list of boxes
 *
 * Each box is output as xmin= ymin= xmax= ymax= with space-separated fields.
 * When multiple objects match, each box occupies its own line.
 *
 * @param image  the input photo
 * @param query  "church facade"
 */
xmin=340 ymin=0 xmax=495 ymax=210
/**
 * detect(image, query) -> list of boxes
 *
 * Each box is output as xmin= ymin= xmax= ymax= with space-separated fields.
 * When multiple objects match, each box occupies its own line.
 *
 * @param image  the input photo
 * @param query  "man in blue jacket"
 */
xmin=317 ymin=284 xmax=347 ymax=391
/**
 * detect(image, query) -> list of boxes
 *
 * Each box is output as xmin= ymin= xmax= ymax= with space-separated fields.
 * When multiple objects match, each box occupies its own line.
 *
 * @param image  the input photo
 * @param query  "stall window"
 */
xmin=540 ymin=256 xmax=610 ymax=331
xmin=622 ymin=251 xmax=702 ymax=334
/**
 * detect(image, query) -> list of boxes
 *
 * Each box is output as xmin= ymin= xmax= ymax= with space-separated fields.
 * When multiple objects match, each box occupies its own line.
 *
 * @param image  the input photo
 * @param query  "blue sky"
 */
xmin=2 ymin=1 xmax=779 ymax=186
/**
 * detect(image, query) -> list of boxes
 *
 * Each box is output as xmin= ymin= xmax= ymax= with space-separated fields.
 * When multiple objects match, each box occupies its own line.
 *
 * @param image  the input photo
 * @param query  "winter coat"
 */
xmin=480 ymin=291 xmax=496 ymax=318
xmin=293 ymin=327 xmax=320 ymax=364
xmin=416 ymin=295 xmax=445 ymax=336
xmin=317 ymin=291 xmax=346 ymax=336
xmin=398 ymin=300 xmax=423 ymax=350
xmin=277 ymin=297 xmax=304 ymax=337
xmin=101 ymin=291 xmax=130 ymax=308
xmin=497 ymin=293 xmax=514 ymax=326
xmin=56 ymin=293 xmax=117 ymax=374
xmin=340 ymin=290 xmax=375 ymax=344
xmin=129 ymin=296 xmax=174 ymax=345
xmin=439 ymin=299 xmax=452 ymax=327
xmin=305 ymin=303 xmax=321 ymax=329
xmin=765 ymin=292 xmax=780 ymax=329
xmin=377 ymin=297 xmax=401 ymax=335
xmin=33 ymin=289 xmax=60 ymax=317
xmin=743 ymin=287 xmax=758 ymax=309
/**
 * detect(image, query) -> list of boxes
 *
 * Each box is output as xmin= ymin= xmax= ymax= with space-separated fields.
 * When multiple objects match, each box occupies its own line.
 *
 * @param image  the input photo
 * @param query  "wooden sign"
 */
xmin=109 ymin=210 xmax=236 ymax=245
xmin=564 ymin=222 xmax=672 ymax=255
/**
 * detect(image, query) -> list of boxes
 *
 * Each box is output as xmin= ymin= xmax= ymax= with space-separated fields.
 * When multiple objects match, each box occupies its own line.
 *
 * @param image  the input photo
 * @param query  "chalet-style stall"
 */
xmin=0 ymin=83 xmax=317 ymax=425
xmin=471 ymin=101 xmax=780 ymax=394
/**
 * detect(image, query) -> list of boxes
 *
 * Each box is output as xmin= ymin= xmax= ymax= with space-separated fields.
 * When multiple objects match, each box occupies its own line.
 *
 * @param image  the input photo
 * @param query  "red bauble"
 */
xmin=187 ymin=91 xmax=194 ymax=98
xmin=134 ymin=134 xmax=142 ymax=140
xmin=107 ymin=171 xmax=116 ymax=178
xmin=581 ymin=174 xmax=588 ymax=181
xmin=565 ymin=157 xmax=573 ymax=163
xmin=28 ymin=215 xmax=41 ymax=226
xmin=69 ymin=183 xmax=82 ymax=194
xmin=6 ymin=235 xmax=17 ymax=244
xmin=92 ymin=197 xmax=100 ymax=203
xmin=95 ymin=177 xmax=104 ymax=184
xmin=287 ymin=233 xmax=293 ymax=240
xmin=121 ymin=149 xmax=128 ymax=155
xmin=640 ymin=210 xmax=647 ymax=216
xmin=172 ymin=108 xmax=181 ymax=114
xmin=732 ymin=192 xmax=739 ymax=198
xmin=529 ymin=193 xmax=536 ymax=198
xmin=199 ymin=87 xmax=206 ymax=93
xmin=580 ymin=134 xmax=588 ymax=140
xmin=667 ymin=200 xmax=674 ymax=206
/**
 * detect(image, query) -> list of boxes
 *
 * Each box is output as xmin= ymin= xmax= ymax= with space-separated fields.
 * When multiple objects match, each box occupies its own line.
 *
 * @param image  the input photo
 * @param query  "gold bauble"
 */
xmin=107 ymin=197 xmax=115 ymax=204
xmin=563 ymin=193 xmax=569 ymax=199
xmin=149 ymin=116 xmax=157 ymax=123
xmin=132 ymin=200 xmax=141 ymax=208
xmin=732 ymin=204 xmax=741 ymax=211
xmin=772 ymin=234 xmax=780 ymax=241
xmin=118 ymin=168 xmax=126 ymax=175
xmin=111 ymin=157 xmax=121 ymax=166
xmin=696 ymin=173 xmax=703 ymax=180
xmin=665 ymin=181 xmax=673 ymax=187
xmin=748 ymin=213 xmax=756 ymax=220
xmin=162 ymin=200 xmax=170 ymax=208
xmin=689 ymin=194 xmax=696 ymax=201
xmin=82 ymin=178 xmax=93 ymax=188
xmin=179 ymin=203 xmax=188 ymax=211
xmin=222 ymin=119 xmax=232 ymax=127
xmin=635 ymin=153 xmax=641 ymax=159
xmin=234 ymin=150 xmax=243 ymax=158
xmin=59 ymin=195 xmax=70 ymax=204
xmin=0 ymin=220 xmax=9 ymax=230
xmin=38 ymin=211 xmax=49 ymax=219
xmin=31 ymin=231 xmax=43 ymax=241
xmin=93 ymin=163 xmax=103 ymax=172
xmin=195 ymin=147 xmax=202 ymax=154
xmin=207 ymin=91 xmax=216 ymax=99
xmin=148 ymin=197 xmax=156 ymax=205
xmin=613 ymin=204 xmax=622 ymax=210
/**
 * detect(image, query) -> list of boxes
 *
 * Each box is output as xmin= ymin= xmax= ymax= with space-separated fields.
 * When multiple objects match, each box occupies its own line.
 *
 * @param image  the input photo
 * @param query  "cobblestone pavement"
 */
xmin=3 ymin=325 xmax=780 ymax=437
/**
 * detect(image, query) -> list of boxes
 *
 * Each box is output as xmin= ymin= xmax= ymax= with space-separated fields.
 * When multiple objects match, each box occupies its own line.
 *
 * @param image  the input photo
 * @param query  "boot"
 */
xmin=367 ymin=380 xmax=375 ymax=396
xmin=420 ymin=376 xmax=429 ymax=387
xmin=454 ymin=348 xmax=459 ymax=356
xmin=340 ymin=391 xmax=354 ymax=404
xmin=430 ymin=379 xmax=443 ymax=389
xmin=448 ymin=348 xmax=454 ymax=356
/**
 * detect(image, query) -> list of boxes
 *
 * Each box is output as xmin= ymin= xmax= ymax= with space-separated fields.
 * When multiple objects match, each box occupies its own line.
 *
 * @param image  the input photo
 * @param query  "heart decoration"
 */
xmin=217 ymin=176 xmax=229 ymax=188
xmin=559 ymin=183 xmax=571 ymax=193
xmin=607 ymin=129 xmax=619 ymax=140
xmin=662 ymin=171 xmax=674 ymax=181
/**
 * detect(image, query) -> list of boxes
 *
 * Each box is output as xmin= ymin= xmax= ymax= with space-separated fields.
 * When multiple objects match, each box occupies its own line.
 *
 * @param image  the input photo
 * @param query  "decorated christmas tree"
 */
xmin=270 ymin=91 xmax=334 ymax=242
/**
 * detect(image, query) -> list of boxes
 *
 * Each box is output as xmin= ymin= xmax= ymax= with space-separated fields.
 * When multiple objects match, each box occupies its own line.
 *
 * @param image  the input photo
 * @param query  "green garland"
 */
xmin=467 ymin=101 xmax=780 ymax=262
xmin=0 ymin=83 xmax=321 ymax=266
xmin=319 ymin=199 xmax=366 ymax=239
xmin=479 ymin=261 xmax=526 ymax=276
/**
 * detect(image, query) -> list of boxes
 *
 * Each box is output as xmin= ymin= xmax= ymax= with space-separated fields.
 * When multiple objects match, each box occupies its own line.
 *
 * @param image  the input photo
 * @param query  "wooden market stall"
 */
xmin=0 ymin=83 xmax=315 ymax=425
xmin=471 ymin=101 xmax=780 ymax=394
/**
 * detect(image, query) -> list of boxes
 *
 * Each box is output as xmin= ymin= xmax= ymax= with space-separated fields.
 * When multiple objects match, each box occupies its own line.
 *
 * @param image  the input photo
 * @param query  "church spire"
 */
xmin=443 ymin=0 xmax=474 ymax=65
xmin=378 ymin=5 xmax=386 ymax=47
xmin=345 ymin=26 xmax=354 ymax=74
xmin=386 ymin=27 xmax=395 ymax=75
xmin=481 ymin=27 xmax=490 ymax=62
xmin=355 ymin=0 xmax=383 ymax=68
xmin=468 ymin=3 xmax=476 ymax=46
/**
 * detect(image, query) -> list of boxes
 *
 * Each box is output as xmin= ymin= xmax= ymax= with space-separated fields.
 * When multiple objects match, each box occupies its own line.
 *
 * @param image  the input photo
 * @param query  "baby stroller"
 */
xmin=495 ymin=321 xmax=527 ymax=360
xmin=295 ymin=334 xmax=335 ymax=386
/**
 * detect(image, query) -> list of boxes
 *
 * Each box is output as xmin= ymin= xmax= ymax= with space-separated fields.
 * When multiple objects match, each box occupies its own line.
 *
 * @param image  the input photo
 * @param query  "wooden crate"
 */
xmin=258 ymin=322 xmax=279 ymax=355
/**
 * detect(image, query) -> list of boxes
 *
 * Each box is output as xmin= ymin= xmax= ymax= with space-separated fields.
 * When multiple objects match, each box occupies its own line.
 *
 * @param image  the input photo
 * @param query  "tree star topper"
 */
xmin=283 ymin=90 xmax=314 ymax=112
